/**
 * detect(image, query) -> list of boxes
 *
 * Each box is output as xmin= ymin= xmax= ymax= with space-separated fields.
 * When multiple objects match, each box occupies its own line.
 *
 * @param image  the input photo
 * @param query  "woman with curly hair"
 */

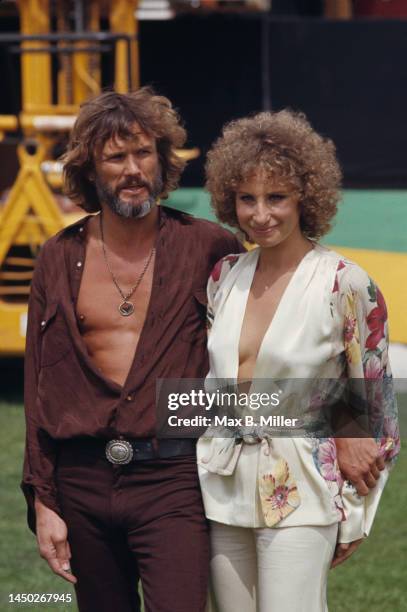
xmin=197 ymin=110 xmax=399 ymax=611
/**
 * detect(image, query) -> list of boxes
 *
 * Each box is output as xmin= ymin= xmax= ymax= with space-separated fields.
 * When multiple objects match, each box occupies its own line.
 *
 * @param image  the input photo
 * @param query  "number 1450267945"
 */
xmin=9 ymin=593 xmax=73 ymax=604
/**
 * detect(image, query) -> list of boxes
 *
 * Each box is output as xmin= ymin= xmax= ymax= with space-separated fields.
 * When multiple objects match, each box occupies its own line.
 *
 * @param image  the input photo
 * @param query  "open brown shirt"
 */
xmin=22 ymin=206 xmax=243 ymax=529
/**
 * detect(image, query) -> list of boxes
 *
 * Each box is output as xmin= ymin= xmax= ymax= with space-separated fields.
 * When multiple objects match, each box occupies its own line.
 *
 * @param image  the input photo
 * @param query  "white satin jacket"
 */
xmin=197 ymin=244 xmax=399 ymax=542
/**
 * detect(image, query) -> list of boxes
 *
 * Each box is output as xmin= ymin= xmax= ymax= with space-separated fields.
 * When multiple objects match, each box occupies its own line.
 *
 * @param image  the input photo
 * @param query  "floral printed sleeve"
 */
xmin=334 ymin=260 xmax=400 ymax=542
xmin=206 ymin=254 xmax=241 ymax=334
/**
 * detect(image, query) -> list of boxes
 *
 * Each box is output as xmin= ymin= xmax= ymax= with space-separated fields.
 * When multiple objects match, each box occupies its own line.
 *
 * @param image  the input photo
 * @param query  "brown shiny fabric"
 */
xmin=22 ymin=206 xmax=243 ymax=531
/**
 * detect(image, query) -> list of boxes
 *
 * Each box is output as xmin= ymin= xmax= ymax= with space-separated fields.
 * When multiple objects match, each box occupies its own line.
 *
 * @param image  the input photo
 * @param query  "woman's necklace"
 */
xmin=99 ymin=214 xmax=155 ymax=317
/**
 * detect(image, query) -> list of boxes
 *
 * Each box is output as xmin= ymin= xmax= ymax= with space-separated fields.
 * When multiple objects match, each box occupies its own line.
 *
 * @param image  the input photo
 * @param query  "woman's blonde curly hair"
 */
xmin=205 ymin=110 xmax=342 ymax=239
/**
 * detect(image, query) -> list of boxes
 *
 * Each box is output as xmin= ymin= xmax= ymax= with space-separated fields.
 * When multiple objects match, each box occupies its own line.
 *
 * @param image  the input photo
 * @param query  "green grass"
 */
xmin=0 ymin=399 xmax=406 ymax=612
xmin=328 ymin=446 xmax=407 ymax=607
xmin=0 ymin=402 xmax=75 ymax=611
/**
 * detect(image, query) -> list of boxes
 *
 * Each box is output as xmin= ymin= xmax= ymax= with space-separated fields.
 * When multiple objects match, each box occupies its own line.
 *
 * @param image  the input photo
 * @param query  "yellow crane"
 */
xmin=0 ymin=0 xmax=139 ymax=354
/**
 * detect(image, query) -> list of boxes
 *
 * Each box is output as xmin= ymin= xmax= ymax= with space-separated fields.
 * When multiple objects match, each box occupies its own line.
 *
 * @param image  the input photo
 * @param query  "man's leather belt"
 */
xmin=105 ymin=438 xmax=196 ymax=464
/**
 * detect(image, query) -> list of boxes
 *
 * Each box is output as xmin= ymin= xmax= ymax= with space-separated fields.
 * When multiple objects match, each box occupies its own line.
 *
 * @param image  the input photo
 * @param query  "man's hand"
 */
xmin=335 ymin=438 xmax=385 ymax=496
xmin=35 ymin=498 xmax=77 ymax=584
xmin=331 ymin=538 xmax=364 ymax=569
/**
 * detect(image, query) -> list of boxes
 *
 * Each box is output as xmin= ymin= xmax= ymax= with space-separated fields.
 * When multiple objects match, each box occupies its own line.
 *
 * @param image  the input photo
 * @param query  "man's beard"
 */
xmin=95 ymin=172 xmax=163 ymax=219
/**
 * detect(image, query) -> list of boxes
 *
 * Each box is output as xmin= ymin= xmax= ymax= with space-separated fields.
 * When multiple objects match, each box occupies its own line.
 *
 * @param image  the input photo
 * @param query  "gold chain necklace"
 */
xmin=99 ymin=214 xmax=155 ymax=317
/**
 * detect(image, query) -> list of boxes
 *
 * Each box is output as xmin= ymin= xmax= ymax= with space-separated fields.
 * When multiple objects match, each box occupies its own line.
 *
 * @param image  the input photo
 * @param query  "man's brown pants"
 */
xmin=56 ymin=441 xmax=210 ymax=612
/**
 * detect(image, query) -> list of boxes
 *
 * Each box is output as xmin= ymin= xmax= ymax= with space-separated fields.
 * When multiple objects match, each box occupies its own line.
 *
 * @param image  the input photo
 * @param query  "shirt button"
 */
xmin=41 ymin=320 xmax=46 ymax=327
xmin=79 ymin=227 xmax=84 ymax=232
xmin=76 ymin=261 xmax=82 ymax=268
xmin=126 ymin=394 xmax=133 ymax=402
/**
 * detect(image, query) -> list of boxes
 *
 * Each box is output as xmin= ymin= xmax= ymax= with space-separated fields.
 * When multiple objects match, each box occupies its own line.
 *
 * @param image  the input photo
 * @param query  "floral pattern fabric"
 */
xmin=332 ymin=258 xmax=400 ymax=461
xmin=259 ymin=457 xmax=301 ymax=526
xmin=198 ymin=245 xmax=399 ymax=540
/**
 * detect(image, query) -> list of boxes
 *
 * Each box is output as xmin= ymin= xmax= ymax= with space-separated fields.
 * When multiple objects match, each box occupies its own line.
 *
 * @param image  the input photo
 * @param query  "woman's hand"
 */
xmin=331 ymin=538 xmax=364 ymax=569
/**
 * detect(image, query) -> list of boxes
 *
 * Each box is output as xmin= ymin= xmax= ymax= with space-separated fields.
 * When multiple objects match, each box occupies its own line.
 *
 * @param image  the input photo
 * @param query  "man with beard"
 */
xmin=21 ymin=88 xmax=243 ymax=612
xmin=22 ymin=88 xmax=385 ymax=611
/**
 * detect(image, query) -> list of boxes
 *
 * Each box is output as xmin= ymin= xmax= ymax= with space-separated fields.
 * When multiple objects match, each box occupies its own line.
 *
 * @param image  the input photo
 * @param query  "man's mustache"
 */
xmin=117 ymin=179 xmax=150 ymax=191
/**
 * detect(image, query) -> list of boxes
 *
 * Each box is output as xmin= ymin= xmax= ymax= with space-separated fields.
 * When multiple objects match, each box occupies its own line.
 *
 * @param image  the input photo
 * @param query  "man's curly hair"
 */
xmin=205 ymin=110 xmax=342 ymax=239
xmin=63 ymin=87 xmax=186 ymax=212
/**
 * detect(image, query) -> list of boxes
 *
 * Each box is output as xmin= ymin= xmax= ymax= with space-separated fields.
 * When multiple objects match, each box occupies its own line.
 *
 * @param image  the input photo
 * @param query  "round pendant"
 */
xmin=118 ymin=300 xmax=135 ymax=316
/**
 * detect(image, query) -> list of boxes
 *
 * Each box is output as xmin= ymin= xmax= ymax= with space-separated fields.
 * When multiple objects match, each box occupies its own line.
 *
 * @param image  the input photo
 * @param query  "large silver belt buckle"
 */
xmin=105 ymin=439 xmax=133 ymax=465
